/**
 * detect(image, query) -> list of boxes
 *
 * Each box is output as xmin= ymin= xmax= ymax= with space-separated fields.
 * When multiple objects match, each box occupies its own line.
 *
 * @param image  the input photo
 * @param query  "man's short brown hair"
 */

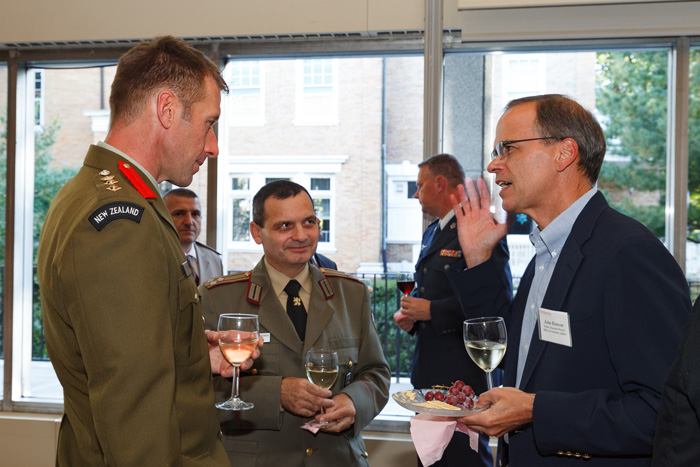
xmin=109 ymin=36 xmax=228 ymax=127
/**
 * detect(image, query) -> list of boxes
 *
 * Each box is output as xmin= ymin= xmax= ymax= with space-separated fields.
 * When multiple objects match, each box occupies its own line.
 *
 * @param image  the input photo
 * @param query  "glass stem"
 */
xmin=232 ymin=365 xmax=241 ymax=400
xmin=486 ymin=372 xmax=493 ymax=391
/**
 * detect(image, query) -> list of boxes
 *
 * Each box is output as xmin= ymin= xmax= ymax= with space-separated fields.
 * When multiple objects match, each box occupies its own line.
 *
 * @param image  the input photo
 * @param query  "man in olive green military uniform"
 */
xmin=200 ymin=180 xmax=391 ymax=467
xmin=38 ymin=36 xmax=244 ymax=466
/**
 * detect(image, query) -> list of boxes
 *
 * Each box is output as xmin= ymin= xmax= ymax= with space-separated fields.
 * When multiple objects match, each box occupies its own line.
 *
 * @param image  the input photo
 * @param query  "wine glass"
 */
xmin=396 ymin=272 xmax=415 ymax=297
xmin=216 ymin=313 xmax=259 ymax=411
xmin=463 ymin=316 xmax=507 ymax=391
xmin=305 ymin=349 xmax=339 ymax=427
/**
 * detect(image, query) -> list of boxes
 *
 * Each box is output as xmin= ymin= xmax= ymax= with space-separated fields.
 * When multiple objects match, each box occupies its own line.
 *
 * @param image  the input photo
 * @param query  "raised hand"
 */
xmin=450 ymin=177 xmax=508 ymax=268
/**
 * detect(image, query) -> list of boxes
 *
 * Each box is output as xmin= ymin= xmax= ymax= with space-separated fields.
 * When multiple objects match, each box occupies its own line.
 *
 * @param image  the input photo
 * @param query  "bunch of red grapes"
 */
xmin=424 ymin=380 xmax=476 ymax=409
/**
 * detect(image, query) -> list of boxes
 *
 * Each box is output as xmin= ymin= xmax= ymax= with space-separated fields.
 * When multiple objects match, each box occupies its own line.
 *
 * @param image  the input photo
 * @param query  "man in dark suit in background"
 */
xmin=394 ymin=153 xmax=512 ymax=467
xmin=164 ymin=188 xmax=224 ymax=284
xmin=450 ymin=94 xmax=690 ymax=466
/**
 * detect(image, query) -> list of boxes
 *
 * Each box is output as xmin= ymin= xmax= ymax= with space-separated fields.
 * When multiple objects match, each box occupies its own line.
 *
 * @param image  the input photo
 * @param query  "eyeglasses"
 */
xmin=490 ymin=137 xmax=559 ymax=160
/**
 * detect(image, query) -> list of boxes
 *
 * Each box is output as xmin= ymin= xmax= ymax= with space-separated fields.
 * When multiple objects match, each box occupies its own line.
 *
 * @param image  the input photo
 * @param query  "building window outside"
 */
xmin=502 ymin=54 xmax=546 ymax=105
xmin=33 ymin=69 xmax=45 ymax=130
xmin=226 ymin=61 xmax=265 ymax=126
xmin=225 ymin=166 xmax=341 ymax=254
xmin=294 ymin=58 xmax=339 ymax=125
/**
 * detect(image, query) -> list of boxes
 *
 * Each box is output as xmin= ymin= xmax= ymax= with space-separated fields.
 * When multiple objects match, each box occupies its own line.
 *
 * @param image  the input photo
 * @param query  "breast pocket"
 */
xmin=330 ymin=336 xmax=360 ymax=389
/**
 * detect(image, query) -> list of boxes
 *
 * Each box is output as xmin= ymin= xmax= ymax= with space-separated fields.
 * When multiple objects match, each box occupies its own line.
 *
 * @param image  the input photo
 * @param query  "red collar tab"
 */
xmin=118 ymin=161 xmax=157 ymax=199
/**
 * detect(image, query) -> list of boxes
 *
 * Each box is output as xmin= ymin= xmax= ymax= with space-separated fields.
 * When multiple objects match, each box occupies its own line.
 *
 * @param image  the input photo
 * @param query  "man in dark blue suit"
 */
xmin=394 ymin=154 xmax=511 ymax=466
xmin=449 ymin=95 xmax=690 ymax=466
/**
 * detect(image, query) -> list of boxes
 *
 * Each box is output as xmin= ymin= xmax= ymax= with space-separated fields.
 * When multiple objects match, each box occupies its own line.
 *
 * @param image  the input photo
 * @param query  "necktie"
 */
xmin=187 ymin=254 xmax=200 ymax=286
xmin=284 ymin=280 xmax=307 ymax=341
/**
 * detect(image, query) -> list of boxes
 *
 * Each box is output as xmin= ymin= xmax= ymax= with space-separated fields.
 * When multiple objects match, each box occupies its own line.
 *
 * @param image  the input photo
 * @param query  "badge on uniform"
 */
xmin=88 ymin=202 xmax=144 ymax=231
xmin=440 ymin=249 xmax=462 ymax=258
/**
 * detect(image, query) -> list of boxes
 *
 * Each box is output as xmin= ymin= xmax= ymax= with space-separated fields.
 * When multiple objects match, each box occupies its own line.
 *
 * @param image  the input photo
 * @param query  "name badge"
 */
xmin=260 ymin=332 xmax=271 ymax=343
xmin=538 ymin=308 xmax=572 ymax=347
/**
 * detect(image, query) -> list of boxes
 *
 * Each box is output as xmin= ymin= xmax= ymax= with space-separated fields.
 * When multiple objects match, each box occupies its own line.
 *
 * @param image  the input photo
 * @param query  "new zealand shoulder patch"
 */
xmin=89 ymin=202 xmax=144 ymax=231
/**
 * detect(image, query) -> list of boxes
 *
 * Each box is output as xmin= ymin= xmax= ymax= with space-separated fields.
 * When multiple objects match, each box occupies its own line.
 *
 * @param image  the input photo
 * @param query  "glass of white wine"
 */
xmin=216 ymin=313 xmax=259 ymax=411
xmin=463 ymin=316 xmax=507 ymax=391
xmin=305 ymin=349 xmax=339 ymax=427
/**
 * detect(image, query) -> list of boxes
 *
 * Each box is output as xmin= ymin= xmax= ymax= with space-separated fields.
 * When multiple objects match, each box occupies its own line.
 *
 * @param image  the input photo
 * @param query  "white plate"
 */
xmin=392 ymin=389 xmax=488 ymax=417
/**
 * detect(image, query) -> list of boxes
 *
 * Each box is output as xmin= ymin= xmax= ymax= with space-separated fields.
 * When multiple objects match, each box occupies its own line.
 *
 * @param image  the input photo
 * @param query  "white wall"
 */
xmin=0 ymin=0 xmax=464 ymax=44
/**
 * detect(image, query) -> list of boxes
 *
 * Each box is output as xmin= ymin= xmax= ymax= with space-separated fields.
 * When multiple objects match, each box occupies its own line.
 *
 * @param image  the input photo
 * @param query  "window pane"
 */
xmin=232 ymin=177 xmax=249 ymax=190
xmin=687 ymin=47 xmax=700 ymax=285
xmin=232 ymin=198 xmax=251 ymax=242
xmin=0 ymin=64 xmax=6 ymax=399
xmin=310 ymin=178 xmax=330 ymax=190
xmin=27 ymin=65 xmax=116 ymax=401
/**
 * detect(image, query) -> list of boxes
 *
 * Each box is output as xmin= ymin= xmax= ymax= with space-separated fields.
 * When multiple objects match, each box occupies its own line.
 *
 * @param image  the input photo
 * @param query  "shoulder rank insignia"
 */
xmin=320 ymin=269 xmax=365 ymax=284
xmin=440 ymin=249 xmax=462 ymax=258
xmin=88 ymin=201 xmax=144 ymax=231
xmin=204 ymin=271 xmax=250 ymax=289
xmin=318 ymin=278 xmax=334 ymax=300
xmin=118 ymin=161 xmax=157 ymax=199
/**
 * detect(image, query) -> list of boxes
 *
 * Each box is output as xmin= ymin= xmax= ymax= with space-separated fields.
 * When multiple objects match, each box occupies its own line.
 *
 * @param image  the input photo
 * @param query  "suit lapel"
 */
xmin=253 ymin=262 xmax=304 ymax=354
xmin=517 ymin=192 xmax=607 ymax=390
xmin=303 ymin=266 xmax=336 ymax=355
xmin=416 ymin=219 xmax=444 ymax=267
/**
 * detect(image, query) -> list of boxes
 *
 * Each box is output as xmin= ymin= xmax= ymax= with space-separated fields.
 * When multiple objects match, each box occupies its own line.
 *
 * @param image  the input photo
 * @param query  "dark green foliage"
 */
xmin=0 ymin=108 xmax=78 ymax=360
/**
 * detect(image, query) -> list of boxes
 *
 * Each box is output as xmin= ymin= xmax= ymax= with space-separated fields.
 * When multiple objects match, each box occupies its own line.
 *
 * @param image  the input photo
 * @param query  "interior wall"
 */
xmin=0 ymin=0 xmax=463 ymax=44
xmin=0 ymin=414 xmax=417 ymax=467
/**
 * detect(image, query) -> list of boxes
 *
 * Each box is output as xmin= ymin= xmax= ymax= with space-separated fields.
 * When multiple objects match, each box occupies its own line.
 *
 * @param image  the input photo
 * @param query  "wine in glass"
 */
xmin=305 ymin=349 xmax=339 ymax=427
xmin=463 ymin=316 xmax=507 ymax=390
xmin=396 ymin=272 xmax=415 ymax=297
xmin=216 ymin=313 xmax=259 ymax=411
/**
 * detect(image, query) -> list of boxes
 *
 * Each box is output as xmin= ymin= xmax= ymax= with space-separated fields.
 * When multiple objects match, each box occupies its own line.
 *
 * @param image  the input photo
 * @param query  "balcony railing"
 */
xmin=5 ymin=269 xmax=700 ymax=379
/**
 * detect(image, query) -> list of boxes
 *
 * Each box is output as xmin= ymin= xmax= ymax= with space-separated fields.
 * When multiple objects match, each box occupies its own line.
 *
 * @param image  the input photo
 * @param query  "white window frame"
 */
xmin=294 ymin=58 xmax=339 ymax=125
xmin=224 ymin=155 xmax=348 ymax=254
xmin=225 ymin=60 xmax=266 ymax=126
xmin=501 ymin=53 xmax=547 ymax=107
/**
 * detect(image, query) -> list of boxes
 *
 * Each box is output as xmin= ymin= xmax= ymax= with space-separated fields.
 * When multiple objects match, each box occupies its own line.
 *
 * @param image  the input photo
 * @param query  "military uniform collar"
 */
xmin=264 ymin=257 xmax=312 ymax=297
xmin=97 ymin=141 xmax=159 ymax=191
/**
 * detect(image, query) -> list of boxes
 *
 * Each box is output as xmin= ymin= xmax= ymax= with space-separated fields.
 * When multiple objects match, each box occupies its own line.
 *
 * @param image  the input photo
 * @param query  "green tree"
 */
xmin=596 ymin=50 xmax=669 ymax=238
xmin=1 ymin=108 xmax=78 ymax=359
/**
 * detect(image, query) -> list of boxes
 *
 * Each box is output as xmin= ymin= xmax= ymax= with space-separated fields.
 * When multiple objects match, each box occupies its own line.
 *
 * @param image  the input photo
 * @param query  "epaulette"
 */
xmin=317 ymin=269 xmax=366 ymax=301
xmin=319 ymin=269 xmax=364 ymax=284
xmin=195 ymin=241 xmax=222 ymax=256
xmin=118 ymin=160 xmax=157 ymax=199
xmin=204 ymin=271 xmax=251 ymax=289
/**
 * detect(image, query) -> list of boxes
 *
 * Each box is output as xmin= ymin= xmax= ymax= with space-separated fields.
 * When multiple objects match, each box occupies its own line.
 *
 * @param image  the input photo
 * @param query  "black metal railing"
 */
xmin=7 ymin=269 xmax=700 ymax=379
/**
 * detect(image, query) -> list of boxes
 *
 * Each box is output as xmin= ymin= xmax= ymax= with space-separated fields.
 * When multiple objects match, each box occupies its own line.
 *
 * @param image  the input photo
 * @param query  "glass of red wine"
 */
xmin=396 ymin=272 xmax=415 ymax=297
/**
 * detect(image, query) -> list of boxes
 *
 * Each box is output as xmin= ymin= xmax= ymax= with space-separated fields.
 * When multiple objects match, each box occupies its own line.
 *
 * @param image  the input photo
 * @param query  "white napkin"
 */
xmin=409 ymin=413 xmax=479 ymax=466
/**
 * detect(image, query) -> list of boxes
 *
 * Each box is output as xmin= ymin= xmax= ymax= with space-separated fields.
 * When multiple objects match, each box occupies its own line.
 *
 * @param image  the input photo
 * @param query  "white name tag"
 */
xmin=538 ymin=308 xmax=572 ymax=347
xmin=260 ymin=332 xmax=271 ymax=343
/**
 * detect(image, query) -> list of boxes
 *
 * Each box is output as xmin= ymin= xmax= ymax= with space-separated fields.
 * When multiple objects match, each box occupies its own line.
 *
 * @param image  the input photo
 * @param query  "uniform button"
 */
xmin=362 ymin=451 xmax=369 ymax=458
xmin=423 ymin=267 xmax=428 ymax=274
xmin=194 ymin=293 xmax=200 ymax=304
xmin=444 ymin=264 xmax=450 ymax=270
xmin=420 ymin=287 xmax=425 ymax=293
xmin=251 ymin=368 xmax=258 ymax=375
xmin=306 ymin=448 xmax=313 ymax=456
xmin=420 ymin=322 xmax=426 ymax=329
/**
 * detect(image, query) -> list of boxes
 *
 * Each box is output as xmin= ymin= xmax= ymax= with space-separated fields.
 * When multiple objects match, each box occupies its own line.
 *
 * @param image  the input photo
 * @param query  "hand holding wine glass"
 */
xmin=216 ymin=313 xmax=259 ymax=411
xmin=305 ymin=349 xmax=339 ymax=427
xmin=464 ymin=316 xmax=507 ymax=390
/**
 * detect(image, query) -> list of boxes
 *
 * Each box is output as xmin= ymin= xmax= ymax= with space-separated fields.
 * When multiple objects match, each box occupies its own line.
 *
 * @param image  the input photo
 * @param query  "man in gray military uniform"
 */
xmin=200 ymin=180 xmax=390 ymax=467
xmin=164 ymin=188 xmax=224 ymax=284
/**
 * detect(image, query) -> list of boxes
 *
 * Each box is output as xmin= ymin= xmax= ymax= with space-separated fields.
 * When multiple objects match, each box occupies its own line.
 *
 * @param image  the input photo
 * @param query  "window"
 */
xmin=0 ymin=64 xmax=6 ymax=399
xmin=231 ymin=177 xmax=251 ymax=242
xmin=294 ymin=58 xmax=339 ymax=125
xmin=222 ymin=167 xmax=342 ymax=257
xmin=444 ymin=49 xmax=668 ymax=278
xmin=225 ymin=61 xmax=265 ymax=126
xmin=33 ymin=70 xmax=44 ymax=130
